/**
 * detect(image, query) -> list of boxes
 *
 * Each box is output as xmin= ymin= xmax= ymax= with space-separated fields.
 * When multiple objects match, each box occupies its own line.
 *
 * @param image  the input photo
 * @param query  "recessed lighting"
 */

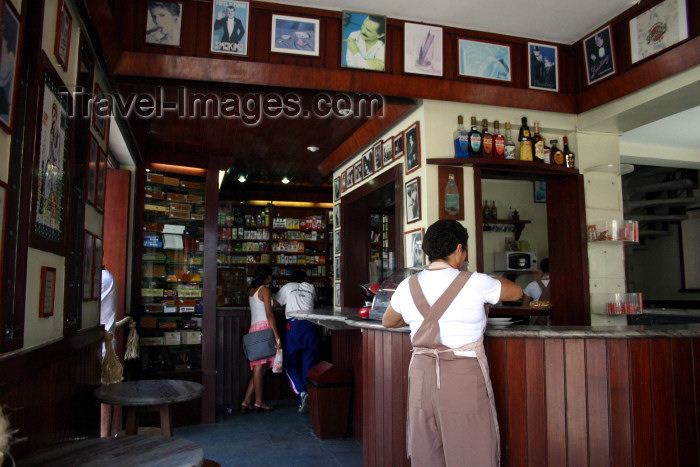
xmin=238 ymin=175 xmax=247 ymax=183
xmin=307 ymin=146 xmax=319 ymax=152
xmin=281 ymin=177 xmax=290 ymax=184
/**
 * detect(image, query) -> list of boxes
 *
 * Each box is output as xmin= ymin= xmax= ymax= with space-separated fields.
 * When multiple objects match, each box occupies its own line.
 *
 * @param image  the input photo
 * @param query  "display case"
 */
xmin=137 ymin=169 xmax=205 ymax=377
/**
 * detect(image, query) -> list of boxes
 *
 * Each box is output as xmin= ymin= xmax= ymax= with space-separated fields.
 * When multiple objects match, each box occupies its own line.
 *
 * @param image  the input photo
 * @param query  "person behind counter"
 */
xmin=241 ymin=264 xmax=281 ymax=413
xmin=522 ymin=257 xmax=549 ymax=307
xmin=382 ymin=219 xmax=522 ymax=466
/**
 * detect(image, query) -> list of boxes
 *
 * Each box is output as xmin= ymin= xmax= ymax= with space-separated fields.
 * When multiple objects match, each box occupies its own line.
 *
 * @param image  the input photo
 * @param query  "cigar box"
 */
xmin=163 ymin=331 xmax=182 ymax=345
xmin=162 ymin=176 xmax=180 ymax=186
xmin=180 ymin=181 xmax=202 ymax=189
xmin=140 ymin=317 xmax=157 ymax=328
xmin=146 ymin=173 xmax=164 ymax=184
xmin=166 ymin=192 xmax=187 ymax=202
xmin=145 ymin=189 xmax=165 ymax=199
xmin=140 ymin=337 xmax=164 ymax=346
xmin=182 ymin=331 xmax=202 ymax=345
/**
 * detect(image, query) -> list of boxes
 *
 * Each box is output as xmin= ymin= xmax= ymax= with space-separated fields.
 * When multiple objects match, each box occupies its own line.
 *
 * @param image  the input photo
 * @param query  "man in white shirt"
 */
xmin=274 ymin=269 xmax=319 ymax=413
xmin=344 ymin=15 xmax=385 ymax=71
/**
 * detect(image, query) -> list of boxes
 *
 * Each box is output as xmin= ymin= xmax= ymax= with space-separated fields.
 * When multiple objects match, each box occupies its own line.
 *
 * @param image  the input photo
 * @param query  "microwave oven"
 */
xmin=494 ymin=251 xmax=538 ymax=271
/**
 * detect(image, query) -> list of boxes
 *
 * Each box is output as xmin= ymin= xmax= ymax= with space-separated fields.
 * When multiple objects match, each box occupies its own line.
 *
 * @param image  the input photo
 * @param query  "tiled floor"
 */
xmin=174 ymin=402 xmax=363 ymax=467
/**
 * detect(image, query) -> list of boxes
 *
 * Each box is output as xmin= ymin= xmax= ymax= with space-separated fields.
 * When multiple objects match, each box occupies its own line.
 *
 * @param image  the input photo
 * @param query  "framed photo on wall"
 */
xmin=373 ymin=141 xmax=382 ymax=171
xmin=404 ymin=22 xmax=443 ymax=77
xmin=345 ymin=166 xmax=354 ymax=188
xmin=458 ymin=39 xmax=511 ymax=82
xmin=362 ymin=151 xmax=373 ymax=179
xmin=353 ymin=160 xmax=362 ymax=184
xmin=528 ymin=42 xmax=558 ymax=92
xmin=0 ymin=1 xmax=21 ymax=132
xmin=270 ymin=14 xmax=319 ymax=56
xmin=629 ymin=0 xmax=688 ymax=64
xmin=382 ymin=137 xmax=393 ymax=165
xmin=341 ymin=11 xmax=386 ymax=72
xmin=404 ymin=228 xmax=424 ymax=268
xmin=534 ymin=180 xmax=547 ymax=203
xmin=333 ymin=177 xmax=340 ymax=201
xmin=393 ymin=132 xmax=404 ymax=160
xmin=53 ymin=0 xmax=73 ymax=70
xmin=145 ymin=0 xmax=183 ymax=47
xmin=405 ymin=177 xmax=421 ymax=224
xmin=341 ymin=171 xmax=347 ymax=192
xmin=39 ymin=266 xmax=57 ymax=318
xmin=405 ymin=122 xmax=420 ymax=175
xmin=210 ymin=0 xmax=249 ymax=56
xmin=584 ymin=25 xmax=616 ymax=85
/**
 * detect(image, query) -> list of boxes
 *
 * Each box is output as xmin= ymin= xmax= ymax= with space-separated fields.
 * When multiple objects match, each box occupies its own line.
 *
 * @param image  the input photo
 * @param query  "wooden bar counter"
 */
xmin=289 ymin=309 xmax=700 ymax=467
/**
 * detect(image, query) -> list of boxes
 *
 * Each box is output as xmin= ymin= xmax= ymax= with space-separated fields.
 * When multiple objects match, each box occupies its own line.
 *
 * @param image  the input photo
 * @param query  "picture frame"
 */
xmin=438 ymin=166 xmax=464 ymax=220
xmin=270 ymin=14 xmax=319 ymax=56
xmin=0 ymin=1 xmax=21 ymax=132
xmin=82 ymin=231 xmax=94 ymax=300
xmin=584 ymin=25 xmax=616 ymax=85
xmin=345 ymin=166 xmax=354 ymax=187
xmin=373 ymin=141 xmax=382 ymax=171
xmin=39 ymin=266 xmax=57 ymax=318
xmin=534 ymin=180 xmax=547 ymax=203
xmin=404 ymin=122 xmax=420 ymax=175
xmin=362 ymin=151 xmax=373 ymax=179
xmin=92 ymin=236 xmax=103 ymax=300
xmin=53 ymin=0 xmax=73 ymax=71
xmin=404 ymin=228 xmax=424 ymax=268
xmin=458 ymin=39 xmax=511 ymax=82
xmin=91 ymin=82 xmax=110 ymax=139
xmin=528 ymin=42 xmax=558 ymax=92
xmin=341 ymin=171 xmax=347 ymax=192
xmin=95 ymin=146 xmax=108 ymax=211
xmin=334 ymin=230 xmax=341 ymax=254
xmin=353 ymin=160 xmax=362 ymax=184
xmin=86 ymin=135 xmax=99 ymax=205
xmin=210 ymin=0 xmax=250 ymax=56
xmin=333 ymin=177 xmax=340 ymax=201
xmin=629 ymin=0 xmax=688 ymax=64
xmin=404 ymin=22 xmax=443 ymax=77
xmin=405 ymin=177 xmax=421 ymax=224
xmin=393 ymin=132 xmax=404 ymax=160
xmin=145 ymin=0 xmax=183 ymax=47
xmin=334 ymin=282 xmax=341 ymax=307
xmin=341 ymin=11 xmax=386 ymax=72
xmin=333 ymin=204 xmax=340 ymax=228
xmin=382 ymin=137 xmax=393 ymax=165
xmin=0 ymin=181 xmax=7 ymax=305
xmin=334 ymin=256 xmax=341 ymax=280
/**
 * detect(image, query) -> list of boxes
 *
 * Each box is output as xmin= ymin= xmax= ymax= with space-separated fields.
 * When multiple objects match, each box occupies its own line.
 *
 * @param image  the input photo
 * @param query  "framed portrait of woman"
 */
xmin=145 ymin=1 xmax=183 ymax=47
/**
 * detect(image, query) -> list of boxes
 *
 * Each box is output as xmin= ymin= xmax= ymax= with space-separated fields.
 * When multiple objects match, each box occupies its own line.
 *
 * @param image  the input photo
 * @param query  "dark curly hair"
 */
xmin=422 ymin=220 xmax=469 ymax=262
xmin=250 ymin=264 xmax=272 ymax=289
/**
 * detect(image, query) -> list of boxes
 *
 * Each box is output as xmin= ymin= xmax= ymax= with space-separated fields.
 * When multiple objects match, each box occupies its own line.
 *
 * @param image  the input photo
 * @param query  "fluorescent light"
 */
xmin=218 ymin=170 xmax=225 ymax=188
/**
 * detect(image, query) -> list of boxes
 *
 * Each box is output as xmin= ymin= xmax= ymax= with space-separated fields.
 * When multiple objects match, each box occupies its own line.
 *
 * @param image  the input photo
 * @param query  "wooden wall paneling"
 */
xmin=524 ymin=338 xmax=546 ymax=467
xmin=544 ymin=338 xmax=567 ymax=466
xmin=195 ymin=1 xmax=212 ymax=57
xmin=649 ymin=339 xmax=677 ymax=466
xmin=629 ymin=339 xmax=654 ymax=465
xmin=328 ymin=329 xmax=363 ymax=440
xmin=505 ymin=338 xmax=528 ymax=463
xmin=374 ymin=330 xmax=386 ymax=465
xmin=400 ymin=332 xmax=412 ymax=466
xmin=382 ymin=331 xmax=395 ymax=466
xmin=362 ymin=329 xmax=376 ymax=466
xmin=584 ymin=338 xmax=611 ymax=466
xmin=564 ymin=339 xmax=589 ymax=465
xmin=671 ymin=338 xmax=698 ymax=466
xmin=486 ymin=337 xmax=508 ymax=463
xmin=178 ymin=0 xmax=197 ymax=57
xmin=607 ymin=339 xmax=633 ymax=467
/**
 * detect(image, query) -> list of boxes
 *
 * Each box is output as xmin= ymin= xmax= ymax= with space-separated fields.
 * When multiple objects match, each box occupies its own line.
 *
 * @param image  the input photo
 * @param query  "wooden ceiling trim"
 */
xmin=318 ymin=101 xmax=416 ymax=176
xmin=82 ymin=0 xmax=123 ymax=70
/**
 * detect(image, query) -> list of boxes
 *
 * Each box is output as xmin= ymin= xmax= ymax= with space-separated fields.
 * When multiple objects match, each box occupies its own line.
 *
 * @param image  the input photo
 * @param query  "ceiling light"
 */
xmin=281 ymin=177 xmax=290 ymax=184
xmin=338 ymin=108 xmax=353 ymax=116
xmin=237 ymin=174 xmax=247 ymax=183
xmin=307 ymin=146 xmax=319 ymax=152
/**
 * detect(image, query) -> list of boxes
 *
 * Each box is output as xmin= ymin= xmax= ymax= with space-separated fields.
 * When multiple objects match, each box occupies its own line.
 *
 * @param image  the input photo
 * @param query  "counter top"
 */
xmin=288 ymin=308 xmax=700 ymax=338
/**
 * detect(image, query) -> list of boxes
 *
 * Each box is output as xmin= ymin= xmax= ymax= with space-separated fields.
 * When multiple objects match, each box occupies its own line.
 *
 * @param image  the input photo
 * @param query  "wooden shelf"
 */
xmin=428 ymin=157 xmax=579 ymax=179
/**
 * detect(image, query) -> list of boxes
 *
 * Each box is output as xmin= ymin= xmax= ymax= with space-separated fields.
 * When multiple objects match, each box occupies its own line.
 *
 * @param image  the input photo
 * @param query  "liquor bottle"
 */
xmin=453 ymin=115 xmax=469 ymax=158
xmin=467 ymin=116 xmax=482 ymax=158
xmin=444 ymin=173 xmax=460 ymax=216
xmin=543 ymin=139 xmax=551 ymax=164
xmin=563 ymin=136 xmax=576 ymax=168
xmin=504 ymin=121 xmax=516 ymax=160
xmin=532 ymin=121 xmax=545 ymax=163
xmin=550 ymin=140 xmax=565 ymax=166
xmin=518 ymin=117 xmax=533 ymax=161
xmin=483 ymin=200 xmax=490 ymax=220
xmin=481 ymin=119 xmax=493 ymax=158
xmin=490 ymin=201 xmax=497 ymax=220
xmin=493 ymin=120 xmax=505 ymax=158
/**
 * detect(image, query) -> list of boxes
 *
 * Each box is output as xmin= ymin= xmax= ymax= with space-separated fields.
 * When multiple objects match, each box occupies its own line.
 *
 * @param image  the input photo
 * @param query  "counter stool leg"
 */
xmin=159 ymin=404 xmax=173 ymax=436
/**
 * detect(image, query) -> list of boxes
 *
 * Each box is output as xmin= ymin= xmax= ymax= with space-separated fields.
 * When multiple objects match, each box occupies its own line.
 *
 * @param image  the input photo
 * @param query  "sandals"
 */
xmin=254 ymin=402 xmax=274 ymax=412
xmin=240 ymin=400 xmax=253 ymax=414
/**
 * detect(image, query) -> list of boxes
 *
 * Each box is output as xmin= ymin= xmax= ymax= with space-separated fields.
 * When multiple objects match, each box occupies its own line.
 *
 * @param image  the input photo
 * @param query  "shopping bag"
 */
xmin=272 ymin=348 xmax=284 ymax=373
xmin=242 ymin=328 xmax=276 ymax=361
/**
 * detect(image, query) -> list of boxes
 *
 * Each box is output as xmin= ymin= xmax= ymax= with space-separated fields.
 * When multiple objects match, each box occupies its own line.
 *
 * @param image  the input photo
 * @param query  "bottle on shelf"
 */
xmin=490 ymin=201 xmax=497 ymax=220
xmin=493 ymin=120 xmax=505 ymax=159
xmin=481 ymin=119 xmax=493 ymax=158
xmin=444 ymin=173 xmax=460 ymax=216
xmin=453 ymin=115 xmax=469 ymax=158
xmin=532 ymin=121 xmax=545 ymax=163
xmin=504 ymin=121 xmax=517 ymax=160
xmin=467 ymin=116 xmax=482 ymax=158
xmin=563 ymin=136 xmax=576 ymax=168
xmin=550 ymin=140 xmax=565 ymax=166
xmin=483 ymin=200 xmax=490 ymax=220
xmin=543 ymin=139 xmax=551 ymax=164
xmin=518 ymin=117 xmax=533 ymax=161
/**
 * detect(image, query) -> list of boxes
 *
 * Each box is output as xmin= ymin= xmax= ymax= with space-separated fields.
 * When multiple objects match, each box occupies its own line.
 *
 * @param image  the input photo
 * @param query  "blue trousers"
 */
xmin=284 ymin=319 xmax=320 ymax=400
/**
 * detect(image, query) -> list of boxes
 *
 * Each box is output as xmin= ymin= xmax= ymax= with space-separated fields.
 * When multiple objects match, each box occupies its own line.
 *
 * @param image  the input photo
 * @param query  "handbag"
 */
xmin=242 ymin=328 xmax=276 ymax=361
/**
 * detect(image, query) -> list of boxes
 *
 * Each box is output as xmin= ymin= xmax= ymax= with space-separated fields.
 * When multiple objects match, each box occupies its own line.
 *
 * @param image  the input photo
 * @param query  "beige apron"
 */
xmin=406 ymin=271 xmax=500 ymax=464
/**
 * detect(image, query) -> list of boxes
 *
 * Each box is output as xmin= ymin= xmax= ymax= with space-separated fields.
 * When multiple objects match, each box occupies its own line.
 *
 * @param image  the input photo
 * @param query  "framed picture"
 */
xmin=405 ymin=122 xmax=420 ymax=175
xmin=373 ymin=141 xmax=382 ymax=171
xmin=210 ymin=0 xmax=249 ymax=56
xmin=353 ymin=160 xmax=362 ymax=184
xmin=334 ymin=256 xmax=341 ymax=280
xmin=404 ymin=22 xmax=443 ymax=77
xmin=82 ymin=231 xmax=94 ymax=300
xmin=345 ymin=166 xmax=354 ymax=187
xmin=92 ymin=236 xmax=103 ymax=300
xmin=584 ymin=25 xmax=616 ymax=85
xmin=341 ymin=172 xmax=347 ymax=192
xmin=86 ymin=135 xmax=99 ymax=205
xmin=95 ymin=146 xmax=108 ymax=211
xmin=534 ymin=180 xmax=547 ymax=203
xmin=91 ymin=82 xmax=110 ymax=139
xmin=270 ymin=14 xmax=319 ymax=56
xmin=334 ymin=282 xmax=341 ymax=307
xmin=333 ymin=204 xmax=340 ymax=227
xmin=405 ymin=177 xmax=421 ymax=224
xmin=341 ymin=11 xmax=385 ymax=72
xmin=53 ymin=0 xmax=73 ymax=70
xmin=334 ymin=230 xmax=341 ymax=254
xmin=630 ymin=0 xmax=688 ymax=64
xmin=528 ymin=42 xmax=558 ymax=91
xmin=0 ymin=181 xmax=7 ymax=305
xmin=438 ymin=166 xmax=464 ymax=220
xmin=145 ymin=0 xmax=183 ymax=47
xmin=0 ymin=1 xmax=21 ymax=132
xmin=393 ymin=132 xmax=404 ymax=160
xmin=404 ymin=228 xmax=424 ymax=268
xmin=39 ymin=266 xmax=57 ymax=318
xmin=361 ymin=151 xmax=372 ymax=178
xmin=333 ymin=177 xmax=340 ymax=201
xmin=382 ymin=138 xmax=393 ymax=165
xmin=458 ymin=39 xmax=511 ymax=82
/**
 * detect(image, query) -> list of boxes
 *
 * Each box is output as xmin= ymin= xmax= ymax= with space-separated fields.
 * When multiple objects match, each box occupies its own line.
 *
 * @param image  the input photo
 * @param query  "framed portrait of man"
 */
xmin=404 ymin=228 xmax=424 ymax=268
xmin=341 ymin=11 xmax=386 ymax=72
xmin=373 ymin=141 xmax=382 ymax=171
xmin=584 ymin=25 xmax=616 ymax=85
xmin=404 ymin=122 xmax=420 ymax=175
xmin=210 ymin=0 xmax=249 ymax=56
xmin=362 ymin=149 xmax=373 ymax=179
xmin=405 ymin=178 xmax=421 ymax=224
xmin=528 ymin=42 xmax=558 ymax=92
xmin=382 ymin=137 xmax=393 ymax=165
